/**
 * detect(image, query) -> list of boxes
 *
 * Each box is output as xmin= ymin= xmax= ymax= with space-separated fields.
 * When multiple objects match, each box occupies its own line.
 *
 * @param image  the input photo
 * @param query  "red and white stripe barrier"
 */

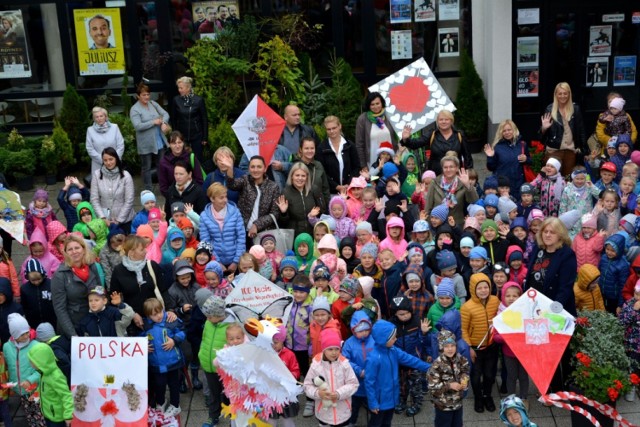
xmin=539 ymin=391 xmax=636 ymax=427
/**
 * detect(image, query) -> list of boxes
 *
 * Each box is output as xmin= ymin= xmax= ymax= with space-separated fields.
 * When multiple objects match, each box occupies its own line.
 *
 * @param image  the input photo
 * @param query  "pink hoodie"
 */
xmin=136 ymin=221 xmax=168 ymax=264
xmin=345 ymin=177 xmax=367 ymax=221
xmin=492 ymin=281 xmax=523 ymax=358
xmin=378 ymin=216 xmax=408 ymax=261
xmin=20 ymin=228 xmax=61 ymax=283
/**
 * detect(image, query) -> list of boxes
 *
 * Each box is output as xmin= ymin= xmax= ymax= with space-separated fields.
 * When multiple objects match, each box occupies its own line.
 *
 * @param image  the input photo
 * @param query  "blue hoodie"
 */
xmin=341 ymin=311 xmax=374 ymax=397
xmin=427 ymin=309 xmax=471 ymax=366
xmin=143 ymin=312 xmax=185 ymax=373
xmin=364 ymin=320 xmax=430 ymax=411
xmin=598 ymin=233 xmax=630 ymax=305
xmin=499 ymin=395 xmax=537 ymax=427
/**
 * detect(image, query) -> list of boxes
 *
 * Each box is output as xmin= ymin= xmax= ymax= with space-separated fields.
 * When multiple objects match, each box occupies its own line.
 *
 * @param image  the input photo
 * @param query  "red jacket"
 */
xmin=310 ymin=319 xmax=341 ymax=357
xmin=278 ymin=346 xmax=300 ymax=379
xmin=622 ymin=255 xmax=640 ymax=302
xmin=194 ymin=262 xmax=207 ymax=288
xmin=331 ymin=298 xmax=361 ymax=338
xmin=572 ymin=232 xmax=605 ymax=270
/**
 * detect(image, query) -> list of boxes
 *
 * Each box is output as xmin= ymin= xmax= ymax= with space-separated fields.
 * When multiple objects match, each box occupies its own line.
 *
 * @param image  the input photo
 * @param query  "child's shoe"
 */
xmin=394 ymin=402 xmax=407 ymax=414
xmin=202 ymin=418 xmax=218 ymax=427
xmin=165 ymin=405 xmax=182 ymax=417
xmin=406 ymin=405 xmax=420 ymax=417
xmin=303 ymin=400 xmax=314 ymax=417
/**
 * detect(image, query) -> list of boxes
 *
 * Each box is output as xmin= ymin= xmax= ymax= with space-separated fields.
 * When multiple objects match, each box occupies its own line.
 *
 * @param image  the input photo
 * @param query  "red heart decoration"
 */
xmin=389 ymin=76 xmax=430 ymax=113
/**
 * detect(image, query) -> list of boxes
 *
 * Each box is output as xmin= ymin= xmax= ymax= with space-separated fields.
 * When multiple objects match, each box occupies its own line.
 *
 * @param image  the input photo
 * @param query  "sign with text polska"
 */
xmin=71 ymin=337 xmax=148 ymax=426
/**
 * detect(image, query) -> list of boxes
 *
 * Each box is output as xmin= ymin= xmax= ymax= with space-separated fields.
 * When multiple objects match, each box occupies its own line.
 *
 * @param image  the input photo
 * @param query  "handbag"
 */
xmin=151 ymin=101 xmax=172 ymax=136
xmin=253 ymin=213 xmax=295 ymax=254
xmin=146 ymin=260 xmax=165 ymax=307
xmin=522 ymin=142 xmax=536 ymax=182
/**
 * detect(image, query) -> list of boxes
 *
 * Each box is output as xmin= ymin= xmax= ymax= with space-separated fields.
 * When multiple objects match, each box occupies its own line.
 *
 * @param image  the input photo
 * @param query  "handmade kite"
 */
xmin=0 ymin=187 xmax=24 ymax=244
xmin=368 ymin=57 xmax=455 ymax=138
xmin=232 ymin=95 xmax=285 ymax=165
xmin=225 ymin=270 xmax=293 ymax=323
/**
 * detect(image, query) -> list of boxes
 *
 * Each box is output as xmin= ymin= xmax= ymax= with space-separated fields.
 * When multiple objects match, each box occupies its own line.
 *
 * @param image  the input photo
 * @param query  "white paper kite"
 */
xmin=225 ymin=270 xmax=293 ymax=324
xmin=232 ymin=95 xmax=285 ymax=165
xmin=368 ymin=58 xmax=456 ymax=138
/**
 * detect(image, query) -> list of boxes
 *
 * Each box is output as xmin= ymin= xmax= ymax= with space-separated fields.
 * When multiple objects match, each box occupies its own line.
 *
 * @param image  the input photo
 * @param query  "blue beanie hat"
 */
xmin=24 ymin=258 xmax=46 ymax=280
xmin=460 ymin=236 xmax=475 ymax=248
xmin=484 ymin=194 xmax=499 ymax=208
xmin=204 ymin=260 xmax=224 ymax=279
xmin=436 ymin=250 xmax=457 ymax=271
xmin=430 ymin=204 xmax=449 ymax=223
xmin=483 ymin=175 xmax=498 ymax=191
xmin=107 ymin=224 xmax=125 ymax=242
xmin=280 ymin=251 xmax=299 ymax=272
xmin=313 ymin=263 xmax=332 ymax=281
xmin=360 ymin=243 xmax=379 ymax=258
xmin=67 ymin=186 xmax=83 ymax=201
xmin=436 ymin=278 xmax=456 ymax=299
xmin=140 ymin=190 xmax=156 ymax=205
xmin=382 ymin=162 xmax=399 ymax=179
xmin=469 ymin=246 xmax=489 ymax=261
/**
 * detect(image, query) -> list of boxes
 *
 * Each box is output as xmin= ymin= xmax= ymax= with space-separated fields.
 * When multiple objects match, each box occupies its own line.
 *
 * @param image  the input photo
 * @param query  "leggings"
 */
xmin=293 ymin=349 xmax=310 ymax=379
xmin=504 ymin=355 xmax=529 ymax=399
xmin=470 ymin=344 xmax=498 ymax=398
xmin=154 ymin=368 xmax=180 ymax=408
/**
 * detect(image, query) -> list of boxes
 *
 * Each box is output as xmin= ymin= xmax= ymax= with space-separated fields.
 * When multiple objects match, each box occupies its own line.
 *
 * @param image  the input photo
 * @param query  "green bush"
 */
xmin=455 ymin=50 xmax=488 ymax=140
xmin=51 ymin=120 xmax=76 ymax=170
xmin=205 ymin=118 xmax=241 ymax=163
xmin=325 ymin=54 xmax=362 ymax=141
xmin=58 ymin=84 xmax=91 ymax=160
xmin=4 ymin=149 xmax=35 ymax=177
xmin=5 ymin=128 xmax=25 ymax=151
xmin=40 ymin=135 xmax=58 ymax=175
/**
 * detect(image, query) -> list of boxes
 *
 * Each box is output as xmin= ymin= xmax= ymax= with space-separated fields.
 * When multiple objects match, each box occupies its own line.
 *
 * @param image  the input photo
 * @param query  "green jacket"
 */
xmin=28 ymin=343 xmax=73 ymax=422
xmin=401 ymin=152 xmax=420 ymax=200
xmin=3 ymin=339 xmax=40 ymax=396
xmin=294 ymin=233 xmax=316 ymax=275
xmin=426 ymin=296 xmax=462 ymax=327
xmin=198 ymin=320 xmax=230 ymax=373
xmin=72 ymin=201 xmax=108 ymax=255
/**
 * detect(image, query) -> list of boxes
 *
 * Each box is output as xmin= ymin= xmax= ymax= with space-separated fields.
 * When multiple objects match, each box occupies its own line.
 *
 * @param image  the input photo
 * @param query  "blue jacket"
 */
xmin=57 ymin=187 xmax=90 ymax=232
xmin=598 ymin=233 xmax=630 ymax=305
xmin=365 ymin=320 xmax=430 ymax=411
xmin=378 ymin=261 xmax=406 ymax=318
xmin=130 ymin=209 xmax=149 ymax=235
xmin=341 ymin=311 xmax=374 ymax=397
xmin=427 ymin=309 xmax=471 ymax=365
xmin=0 ymin=279 xmax=24 ymax=343
xmin=486 ymin=137 xmax=531 ymax=199
xmin=161 ymin=228 xmax=186 ymax=266
xmin=199 ymin=201 xmax=246 ymax=266
xmin=76 ymin=305 xmax=123 ymax=337
xmin=203 ymin=167 xmax=246 ymax=205
xmin=143 ymin=312 xmax=185 ymax=373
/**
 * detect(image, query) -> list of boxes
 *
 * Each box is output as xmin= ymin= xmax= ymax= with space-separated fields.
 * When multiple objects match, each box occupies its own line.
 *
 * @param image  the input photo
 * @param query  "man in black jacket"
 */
xmin=279 ymin=104 xmax=319 ymax=155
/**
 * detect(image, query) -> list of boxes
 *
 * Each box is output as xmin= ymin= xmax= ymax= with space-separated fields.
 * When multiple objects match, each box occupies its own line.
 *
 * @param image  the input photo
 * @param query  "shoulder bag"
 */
xmin=146 ymin=260 xmax=165 ymax=307
xmin=253 ymin=213 xmax=295 ymax=254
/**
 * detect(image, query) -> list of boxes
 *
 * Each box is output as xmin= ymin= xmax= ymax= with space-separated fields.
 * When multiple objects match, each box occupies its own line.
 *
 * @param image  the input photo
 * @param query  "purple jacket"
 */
xmin=158 ymin=150 xmax=204 ymax=197
xmin=286 ymin=300 xmax=312 ymax=352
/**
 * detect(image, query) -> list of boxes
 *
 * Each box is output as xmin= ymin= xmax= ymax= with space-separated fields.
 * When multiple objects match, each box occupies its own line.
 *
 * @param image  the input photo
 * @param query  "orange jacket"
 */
xmin=574 ymin=264 xmax=605 ymax=311
xmin=309 ymin=318 xmax=341 ymax=357
xmin=461 ymin=273 xmax=499 ymax=348
xmin=0 ymin=259 xmax=19 ymax=298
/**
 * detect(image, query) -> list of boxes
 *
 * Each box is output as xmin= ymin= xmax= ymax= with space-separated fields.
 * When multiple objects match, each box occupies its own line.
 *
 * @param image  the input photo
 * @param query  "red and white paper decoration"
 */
xmin=232 ymin=95 xmax=285 ymax=165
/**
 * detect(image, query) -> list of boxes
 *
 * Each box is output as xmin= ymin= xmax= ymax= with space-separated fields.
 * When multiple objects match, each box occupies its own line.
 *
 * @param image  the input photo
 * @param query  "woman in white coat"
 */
xmin=86 ymin=106 xmax=125 ymax=175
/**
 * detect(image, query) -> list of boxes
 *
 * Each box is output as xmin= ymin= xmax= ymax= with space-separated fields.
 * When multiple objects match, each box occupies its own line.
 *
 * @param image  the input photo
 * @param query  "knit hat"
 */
xmin=483 ymin=175 xmax=498 ymax=191
xmin=204 ymin=260 xmax=223 ymax=280
xmin=136 ymin=224 xmax=154 ymax=240
xmin=390 ymin=295 xmax=413 ymax=313
xmin=33 ymin=188 xmax=48 ymax=202
xmin=546 ymin=157 xmax=561 ymax=173
xmin=177 ymin=217 xmax=194 ymax=230
xmin=349 ymin=176 xmax=368 ymax=189
xmin=35 ymin=322 xmax=56 ymax=342
xmin=527 ymin=209 xmax=545 ymax=226
xmin=174 ymin=260 xmax=195 ymax=276
xmin=24 ymin=258 xmax=46 ymax=280
xmin=430 ymin=204 xmax=449 ymax=223
xmin=384 ymin=202 xmax=400 ymax=217
xmin=171 ymin=202 xmax=186 ymax=214
xmin=464 ymin=217 xmax=481 ymax=233
xmin=493 ymin=262 xmax=510 ymax=276
xmin=497 ymin=175 xmax=510 ymax=188
xmin=437 ymin=329 xmax=457 ymax=351
xmin=484 ymin=194 xmax=499 ymax=208
xmin=356 ymin=221 xmax=373 ymax=234
xmin=360 ymin=243 xmax=378 ymax=258
xmin=195 ymin=288 xmax=213 ymax=308
xmin=510 ymin=217 xmax=527 ymax=231
xmin=358 ymin=277 xmax=374 ymax=297
xmin=520 ymin=183 xmax=534 ymax=195
xmin=382 ymin=162 xmax=399 ymax=179
xmin=148 ymin=208 xmax=162 ymax=221
xmin=559 ymin=210 xmax=581 ymax=230
xmin=200 ymin=295 xmax=226 ymax=318
xmin=422 ymin=170 xmax=436 ymax=181
xmin=273 ymin=325 xmax=287 ymax=343
xmin=481 ymin=219 xmax=498 ymax=234
xmin=68 ymin=187 xmax=83 ymax=201
xmin=460 ymin=236 xmax=475 ymax=248
xmin=610 ymin=97 xmax=625 ymax=111
xmin=630 ymin=151 xmax=640 ymax=167
xmin=196 ymin=241 xmax=214 ymax=257
xmin=620 ymin=214 xmax=637 ymax=235
xmin=8 ymin=313 xmax=29 ymax=340
xmin=601 ymin=162 xmax=616 ymax=174
xmin=469 ymin=246 xmax=489 ymax=261
xmin=320 ymin=328 xmax=341 ymax=351
xmin=508 ymin=247 xmax=523 ymax=263
xmin=260 ymin=234 xmax=276 ymax=246
xmin=313 ymin=263 xmax=332 ymax=281
xmin=106 ymin=224 xmax=125 ymax=242
xmin=181 ymin=247 xmax=196 ymax=261
xmin=280 ymin=252 xmax=298 ymax=272
xmin=436 ymin=250 xmax=457 ymax=271
xmin=249 ymin=245 xmax=266 ymax=262
xmin=498 ymin=197 xmax=517 ymax=217
xmin=376 ymin=141 xmax=395 ymax=156
xmin=312 ymin=296 xmax=331 ymax=314
xmin=581 ymin=213 xmax=597 ymax=229
xmin=412 ymin=220 xmax=430 ymax=233
xmin=339 ymin=276 xmax=359 ymax=297
xmin=140 ymin=190 xmax=156 ymax=205
xmin=407 ymin=246 xmax=423 ymax=259
xmin=168 ymin=228 xmax=184 ymax=242
xmin=617 ymin=133 xmax=632 ymax=148
xmin=467 ymin=204 xmax=485 ymax=218
xmin=436 ymin=278 xmax=456 ymax=299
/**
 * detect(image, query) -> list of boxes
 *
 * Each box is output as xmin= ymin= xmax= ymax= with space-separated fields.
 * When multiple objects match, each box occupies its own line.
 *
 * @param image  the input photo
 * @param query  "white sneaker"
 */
xmin=303 ymin=400 xmax=315 ymax=417
xmin=164 ymin=405 xmax=182 ymax=417
xmin=155 ymin=402 xmax=167 ymax=413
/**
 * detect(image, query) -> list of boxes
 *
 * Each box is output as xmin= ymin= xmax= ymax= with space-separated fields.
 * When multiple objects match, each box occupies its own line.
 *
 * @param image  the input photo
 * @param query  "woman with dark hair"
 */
xmin=158 ymin=131 xmax=205 ymax=198
xmin=90 ymin=147 xmax=135 ymax=234
xmin=164 ymin=160 xmax=208 ymax=219
xmin=355 ymin=92 xmax=398 ymax=169
xmin=171 ymin=76 xmax=208 ymax=163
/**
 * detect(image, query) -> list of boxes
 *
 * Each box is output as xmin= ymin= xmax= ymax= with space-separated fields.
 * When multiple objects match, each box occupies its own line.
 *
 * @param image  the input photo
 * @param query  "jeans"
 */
xmin=154 ymin=368 xmax=181 ymax=408
xmin=140 ymin=151 xmax=162 ymax=190
xmin=367 ymin=409 xmax=394 ymax=427
xmin=0 ymin=400 xmax=12 ymax=427
xmin=471 ymin=344 xmax=498 ymax=398
xmin=434 ymin=408 xmax=463 ymax=427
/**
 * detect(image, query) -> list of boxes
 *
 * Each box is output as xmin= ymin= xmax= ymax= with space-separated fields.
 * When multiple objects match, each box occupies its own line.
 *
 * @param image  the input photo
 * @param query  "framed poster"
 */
xmin=414 ymin=0 xmax=435 ymax=22
xmin=517 ymin=37 xmax=539 ymax=67
xmin=586 ymin=57 xmax=608 ymax=87
xmin=517 ymin=8 xmax=539 ymax=25
xmin=438 ymin=28 xmax=459 ymax=57
xmin=390 ymin=0 xmax=412 ymax=24
xmin=589 ymin=25 xmax=612 ymax=56
xmin=516 ymin=68 xmax=539 ymax=98
xmin=613 ymin=55 xmax=636 ymax=86
xmin=0 ymin=10 xmax=32 ymax=78
xmin=391 ymin=30 xmax=412 ymax=60
xmin=438 ymin=0 xmax=459 ymax=21
xmin=73 ymin=9 xmax=125 ymax=76
xmin=192 ymin=1 xmax=240 ymax=34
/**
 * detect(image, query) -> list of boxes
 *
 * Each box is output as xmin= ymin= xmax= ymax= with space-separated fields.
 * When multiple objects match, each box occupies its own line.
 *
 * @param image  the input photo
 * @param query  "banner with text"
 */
xmin=73 ymin=8 xmax=125 ymax=76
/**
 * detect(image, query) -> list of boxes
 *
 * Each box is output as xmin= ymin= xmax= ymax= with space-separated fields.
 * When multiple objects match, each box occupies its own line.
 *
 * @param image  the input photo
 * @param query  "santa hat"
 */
xmin=376 ymin=141 xmax=395 ymax=156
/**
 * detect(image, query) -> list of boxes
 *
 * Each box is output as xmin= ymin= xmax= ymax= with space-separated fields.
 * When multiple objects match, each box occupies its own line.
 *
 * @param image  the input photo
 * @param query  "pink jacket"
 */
xmin=20 ymin=228 xmax=61 ymax=283
xmin=304 ymin=353 xmax=359 ymax=425
xmin=572 ymin=232 xmax=605 ymax=270
xmin=310 ymin=253 xmax=347 ymax=291
xmin=492 ymin=282 xmax=523 ymax=358
xmin=378 ymin=217 xmax=408 ymax=261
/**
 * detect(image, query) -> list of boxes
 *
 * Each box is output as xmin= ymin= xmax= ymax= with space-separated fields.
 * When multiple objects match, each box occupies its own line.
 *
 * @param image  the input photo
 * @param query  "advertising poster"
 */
xmin=438 ymin=28 xmax=459 ymax=57
xmin=517 ymin=68 xmax=539 ymax=98
xmin=390 ymin=0 xmax=412 ymax=24
xmin=517 ymin=37 xmax=539 ymax=67
xmin=192 ymin=1 xmax=240 ymax=34
xmin=0 ymin=10 xmax=31 ymax=79
xmin=71 ymin=337 xmax=148 ymax=426
xmin=414 ymin=0 xmax=435 ymax=22
xmin=73 ymin=9 xmax=125 ymax=76
xmin=438 ymin=0 xmax=459 ymax=21
xmin=613 ymin=55 xmax=636 ymax=86
xmin=391 ymin=30 xmax=412 ymax=60
xmin=588 ymin=25 xmax=612 ymax=56
xmin=586 ymin=57 xmax=608 ymax=87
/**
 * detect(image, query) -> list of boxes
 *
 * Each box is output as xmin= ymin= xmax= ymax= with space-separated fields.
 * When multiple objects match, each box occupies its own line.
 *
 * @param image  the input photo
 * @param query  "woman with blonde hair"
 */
xmin=171 ymin=76 xmax=208 ymax=163
xmin=484 ymin=119 xmax=531 ymax=198
xmin=540 ymin=82 xmax=585 ymax=175
xmin=316 ymin=115 xmax=362 ymax=194
xmin=86 ymin=106 xmax=125 ymax=174
xmin=203 ymin=146 xmax=246 ymax=204
xmin=278 ymin=162 xmax=326 ymax=236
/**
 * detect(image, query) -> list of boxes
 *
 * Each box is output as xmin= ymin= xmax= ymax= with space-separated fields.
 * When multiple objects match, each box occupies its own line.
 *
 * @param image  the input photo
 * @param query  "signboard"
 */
xmin=414 ymin=0 xmax=435 ymax=22
xmin=516 ymin=68 xmax=539 ymax=98
xmin=0 ymin=10 xmax=32 ymax=79
xmin=613 ymin=55 xmax=637 ymax=86
xmin=71 ymin=337 xmax=148 ymax=426
xmin=73 ymin=8 xmax=126 ymax=76
xmin=225 ymin=270 xmax=293 ymax=323
xmin=586 ymin=57 xmax=608 ymax=87
xmin=602 ymin=14 xmax=624 ymax=23
xmin=192 ymin=1 xmax=240 ymax=34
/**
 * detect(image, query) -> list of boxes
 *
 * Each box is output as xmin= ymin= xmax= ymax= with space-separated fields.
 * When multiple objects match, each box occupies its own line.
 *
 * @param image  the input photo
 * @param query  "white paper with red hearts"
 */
xmin=368 ymin=58 xmax=456 ymax=138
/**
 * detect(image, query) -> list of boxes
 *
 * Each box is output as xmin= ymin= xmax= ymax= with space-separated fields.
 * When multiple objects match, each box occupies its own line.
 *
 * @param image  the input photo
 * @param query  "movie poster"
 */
xmin=589 ymin=25 xmax=612 ymax=56
xmin=438 ymin=28 xmax=459 ymax=57
xmin=613 ymin=55 xmax=636 ymax=87
xmin=517 ymin=37 xmax=539 ymax=67
xmin=192 ymin=1 xmax=240 ymax=34
xmin=586 ymin=57 xmax=608 ymax=87
xmin=390 ymin=0 xmax=412 ymax=24
xmin=438 ymin=0 xmax=459 ymax=21
xmin=0 ymin=10 xmax=31 ymax=79
xmin=391 ymin=30 xmax=412 ymax=60
xmin=73 ymin=9 xmax=125 ymax=76
xmin=414 ymin=0 xmax=435 ymax=22
xmin=517 ymin=68 xmax=539 ymax=98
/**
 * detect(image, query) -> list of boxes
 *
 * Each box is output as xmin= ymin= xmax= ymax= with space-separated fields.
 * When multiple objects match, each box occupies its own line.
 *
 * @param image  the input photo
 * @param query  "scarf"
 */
xmin=181 ymin=91 xmax=194 ymax=106
xmin=440 ymin=176 xmax=459 ymax=207
xmin=212 ymin=204 xmax=227 ymax=231
xmin=572 ymin=183 xmax=587 ymax=200
xmin=546 ymin=173 xmax=565 ymax=203
xmin=122 ymin=256 xmax=147 ymax=286
xmin=28 ymin=202 xmax=52 ymax=218
xmin=92 ymin=120 xmax=112 ymax=134
xmin=72 ymin=264 xmax=90 ymax=282
xmin=101 ymin=165 xmax=120 ymax=180
xmin=367 ymin=109 xmax=386 ymax=129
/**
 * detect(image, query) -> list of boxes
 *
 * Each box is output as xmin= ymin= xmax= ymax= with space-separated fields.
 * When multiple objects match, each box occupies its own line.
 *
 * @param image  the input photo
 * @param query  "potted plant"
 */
xmin=455 ymin=49 xmax=488 ymax=153
xmin=569 ymin=310 xmax=639 ymax=427
xmin=40 ymin=135 xmax=59 ymax=184
xmin=50 ymin=120 xmax=76 ymax=180
xmin=4 ymin=149 xmax=36 ymax=190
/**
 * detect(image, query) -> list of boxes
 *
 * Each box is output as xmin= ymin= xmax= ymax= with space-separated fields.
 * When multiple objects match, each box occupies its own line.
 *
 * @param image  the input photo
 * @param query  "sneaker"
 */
xmin=303 ymin=400 xmax=315 ymax=417
xmin=624 ymin=386 xmax=636 ymax=402
xmin=406 ymin=405 xmax=420 ymax=417
xmin=394 ymin=403 xmax=407 ymax=414
xmin=202 ymin=418 xmax=216 ymax=427
xmin=484 ymin=396 xmax=496 ymax=412
xmin=164 ymin=405 xmax=182 ymax=417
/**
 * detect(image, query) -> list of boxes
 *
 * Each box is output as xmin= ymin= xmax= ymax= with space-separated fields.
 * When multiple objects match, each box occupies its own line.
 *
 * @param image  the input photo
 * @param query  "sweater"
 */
xmin=130 ymin=100 xmax=169 ymax=155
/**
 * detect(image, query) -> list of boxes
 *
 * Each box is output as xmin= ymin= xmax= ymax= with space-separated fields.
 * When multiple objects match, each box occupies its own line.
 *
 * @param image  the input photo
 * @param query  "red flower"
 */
xmin=576 ymin=353 xmax=592 ymax=368
xmin=576 ymin=317 xmax=590 ymax=327
xmin=582 ymin=371 xmax=590 ymax=378
xmin=614 ymin=380 xmax=623 ymax=390
xmin=100 ymin=400 xmax=119 ymax=416
xmin=607 ymin=387 xmax=619 ymax=401
xmin=631 ymin=373 xmax=640 ymax=385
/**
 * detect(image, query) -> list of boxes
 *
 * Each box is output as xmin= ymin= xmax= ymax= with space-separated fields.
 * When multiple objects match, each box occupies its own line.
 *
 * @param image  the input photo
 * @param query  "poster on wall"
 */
xmin=192 ymin=1 xmax=240 ymax=34
xmin=516 ymin=68 xmax=539 ymax=98
xmin=391 ymin=30 xmax=412 ymax=60
xmin=517 ymin=8 xmax=539 ymax=25
xmin=613 ymin=55 xmax=636 ymax=86
xmin=390 ymin=0 xmax=412 ymax=24
xmin=71 ymin=337 xmax=148 ymax=426
xmin=438 ymin=0 xmax=459 ymax=21
xmin=516 ymin=37 xmax=539 ymax=67
xmin=438 ymin=28 xmax=459 ymax=57
xmin=588 ymin=25 xmax=612 ymax=56
xmin=0 ymin=10 xmax=32 ymax=79
xmin=586 ymin=57 xmax=608 ymax=87
xmin=73 ymin=9 xmax=125 ymax=76
xmin=414 ymin=0 xmax=435 ymax=22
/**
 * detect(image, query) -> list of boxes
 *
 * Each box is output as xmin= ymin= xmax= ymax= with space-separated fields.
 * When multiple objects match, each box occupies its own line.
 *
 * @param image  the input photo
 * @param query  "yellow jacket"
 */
xmin=461 ymin=273 xmax=499 ymax=348
xmin=574 ymin=264 xmax=605 ymax=311
xmin=595 ymin=113 xmax=638 ymax=154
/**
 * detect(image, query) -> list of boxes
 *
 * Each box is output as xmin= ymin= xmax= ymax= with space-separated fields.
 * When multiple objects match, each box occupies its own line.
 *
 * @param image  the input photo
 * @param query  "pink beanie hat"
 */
xmin=249 ymin=245 xmax=266 ymax=262
xmin=422 ymin=170 xmax=436 ymax=180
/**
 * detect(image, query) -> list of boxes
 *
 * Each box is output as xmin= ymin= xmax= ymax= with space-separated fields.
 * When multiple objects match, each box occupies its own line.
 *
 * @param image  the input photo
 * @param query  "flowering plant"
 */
xmin=529 ymin=140 xmax=545 ymax=174
xmin=570 ymin=310 xmax=636 ymax=403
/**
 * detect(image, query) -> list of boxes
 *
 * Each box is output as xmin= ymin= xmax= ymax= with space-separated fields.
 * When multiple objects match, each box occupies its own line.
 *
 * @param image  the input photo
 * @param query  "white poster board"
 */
xmin=71 ymin=337 xmax=148 ymax=427
xmin=226 ymin=270 xmax=294 ymax=323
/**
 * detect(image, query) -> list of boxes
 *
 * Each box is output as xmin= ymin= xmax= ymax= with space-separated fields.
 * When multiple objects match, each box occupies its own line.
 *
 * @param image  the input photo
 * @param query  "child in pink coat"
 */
xmin=25 ymin=189 xmax=58 ymax=242
xmin=136 ymin=220 xmax=168 ymax=264
xmin=379 ymin=216 xmax=408 ymax=262
xmin=19 ymin=228 xmax=61 ymax=283
xmin=572 ymin=213 xmax=606 ymax=270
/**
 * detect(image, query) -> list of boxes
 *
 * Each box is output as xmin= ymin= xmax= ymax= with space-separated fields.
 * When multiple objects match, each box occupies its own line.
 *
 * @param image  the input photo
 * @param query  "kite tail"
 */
xmin=539 ymin=391 xmax=635 ymax=427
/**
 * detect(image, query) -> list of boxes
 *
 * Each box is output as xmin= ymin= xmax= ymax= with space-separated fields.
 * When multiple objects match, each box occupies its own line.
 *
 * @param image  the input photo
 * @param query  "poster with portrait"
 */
xmin=414 ymin=0 xmax=435 ymax=22
xmin=192 ymin=1 xmax=240 ymax=34
xmin=73 ymin=9 xmax=125 ymax=76
xmin=589 ymin=25 xmax=612 ymax=56
xmin=438 ymin=28 xmax=459 ymax=57
xmin=517 ymin=37 xmax=539 ymax=67
xmin=390 ymin=0 xmax=412 ymax=24
xmin=438 ymin=0 xmax=459 ymax=21
xmin=586 ymin=57 xmax=608 ymax=87
xmin=516 ymin=68 xmax=539 ymax=98
xmin=613 ymin=55 xmax=636 ymax=87
xmin=0 ymin=10 xmax=31 ymax=79
xmin=391 ymin=30 xmax=412 ymax=60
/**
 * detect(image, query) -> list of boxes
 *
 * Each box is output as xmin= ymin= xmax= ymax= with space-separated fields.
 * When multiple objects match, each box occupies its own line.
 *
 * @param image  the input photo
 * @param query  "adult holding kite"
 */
xmin=355 ymin=92 xmax=398 ymax=169
xmin=316 ymin=115 xmax=362 ymax=194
